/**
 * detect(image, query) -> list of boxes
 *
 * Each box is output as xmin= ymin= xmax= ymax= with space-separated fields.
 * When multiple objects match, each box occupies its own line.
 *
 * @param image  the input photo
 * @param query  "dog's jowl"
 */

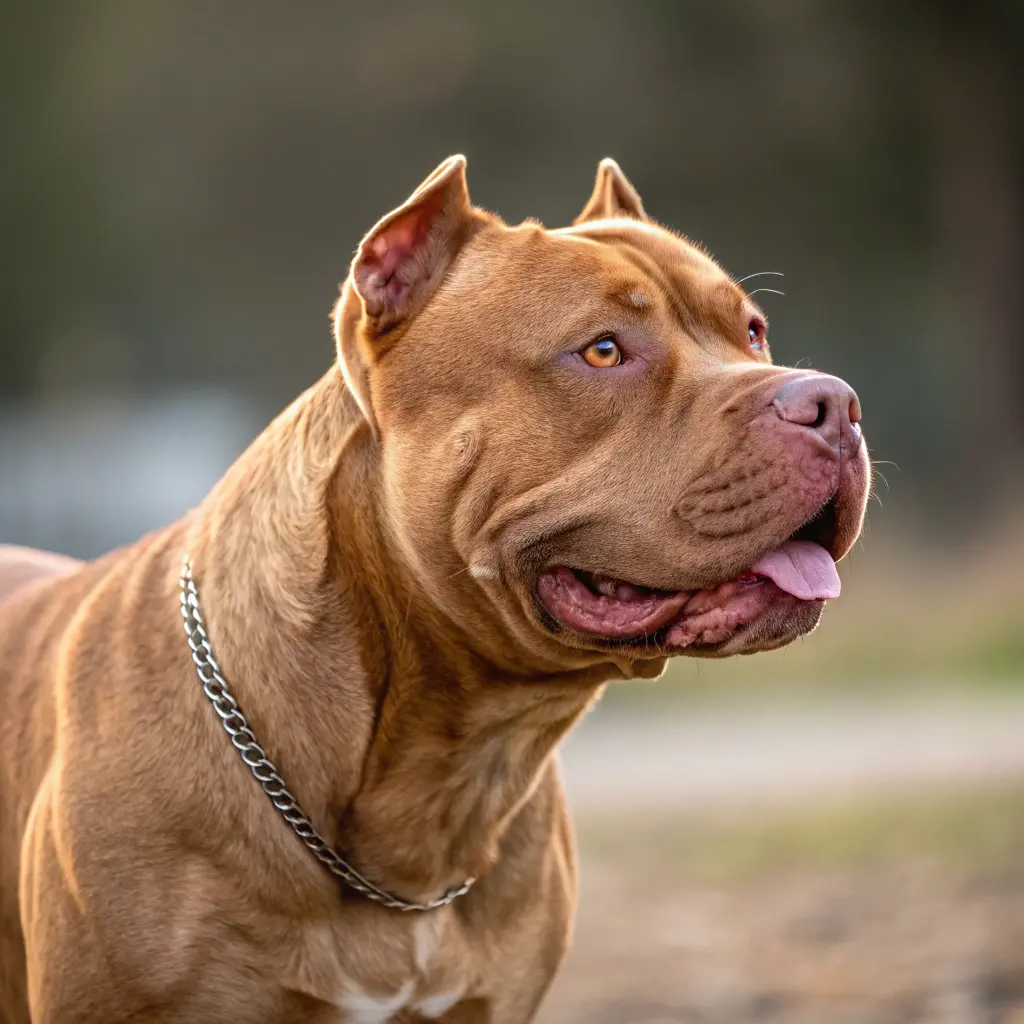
xmin=0 ymin=157 xmax=869 ymax=1023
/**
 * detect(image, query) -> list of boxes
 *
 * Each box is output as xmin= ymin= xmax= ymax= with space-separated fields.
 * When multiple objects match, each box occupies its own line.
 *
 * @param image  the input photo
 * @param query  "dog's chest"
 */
xmin=287 ymin=909 xmax=470 ymax=1022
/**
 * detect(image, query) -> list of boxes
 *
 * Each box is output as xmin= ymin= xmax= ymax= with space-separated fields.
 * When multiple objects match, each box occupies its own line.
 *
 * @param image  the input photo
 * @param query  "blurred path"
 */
xmin=560 ymin=692 xmax=1024 ymax=811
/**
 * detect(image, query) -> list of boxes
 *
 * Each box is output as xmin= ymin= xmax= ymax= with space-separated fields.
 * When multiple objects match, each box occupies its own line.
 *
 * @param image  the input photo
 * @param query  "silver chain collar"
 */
xmin=178 ymin=555 xmax=474 ymax=912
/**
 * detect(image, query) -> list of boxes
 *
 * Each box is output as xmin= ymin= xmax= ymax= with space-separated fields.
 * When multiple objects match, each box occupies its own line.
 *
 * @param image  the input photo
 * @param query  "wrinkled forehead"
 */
xmin=440 ymin=217 xmax=750 ymax=337
xmin=552 ymin=218 xmax=742 ymax=317
xmin=555 ymin=216 xmax=723 ymax=275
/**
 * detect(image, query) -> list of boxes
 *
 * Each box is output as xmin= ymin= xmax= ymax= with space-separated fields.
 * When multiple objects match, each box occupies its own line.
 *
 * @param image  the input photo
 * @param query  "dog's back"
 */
xmin=0 ymin=546 xmax=81 ymax=1022
xmin=0 ymin=546 xmax=80 ymax=605
xmin=0 ymin=529 xmax=204 ymax=1023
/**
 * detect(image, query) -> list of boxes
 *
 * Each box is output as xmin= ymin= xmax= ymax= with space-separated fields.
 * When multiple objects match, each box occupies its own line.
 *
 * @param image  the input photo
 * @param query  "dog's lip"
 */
xmin=535 ymin=567 xmax=690 ymax=640
xmin=535 ymin=539 xmax=839 ymax=647
xmin=533 ymin=491 xmax=846 ymax=648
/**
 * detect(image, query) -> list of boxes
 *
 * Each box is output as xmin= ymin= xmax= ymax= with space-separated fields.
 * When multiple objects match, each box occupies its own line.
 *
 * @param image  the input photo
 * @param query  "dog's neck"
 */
xmin=187 ymin=369 xmax=606 ymax=902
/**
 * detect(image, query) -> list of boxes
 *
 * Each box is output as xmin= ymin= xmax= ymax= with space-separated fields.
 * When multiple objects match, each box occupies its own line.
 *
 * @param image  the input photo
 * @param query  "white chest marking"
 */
xmin=335 ymin=978 xmax=465 ymax=1023
xmin=417 ymin=987 xmax=465 ymax=1018
xmin=336 ymin=980 xmax=414 ymax=1024
xmin=412 ymin=914 xmax=440 ymax=972
xmin=334 ymin=914 xmax=463 ymax=1022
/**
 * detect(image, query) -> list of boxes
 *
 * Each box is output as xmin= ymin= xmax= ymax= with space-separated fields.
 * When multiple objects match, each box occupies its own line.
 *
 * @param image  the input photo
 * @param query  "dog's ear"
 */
xmin=336 ymin=155 xmax=476 ymax=431
xmin=351 ymin=154 xmax=474 ymax=325
xmin=574 ymin=158 xmax=647 ymax=224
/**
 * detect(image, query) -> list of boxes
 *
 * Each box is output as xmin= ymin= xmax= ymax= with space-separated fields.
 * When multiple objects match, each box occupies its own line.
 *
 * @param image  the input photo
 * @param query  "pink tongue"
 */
xmin=750 ymin=541 xmax=841 ymax=600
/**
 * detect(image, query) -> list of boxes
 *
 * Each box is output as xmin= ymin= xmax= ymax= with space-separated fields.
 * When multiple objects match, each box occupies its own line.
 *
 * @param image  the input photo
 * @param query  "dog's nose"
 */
xmin=772 ymin=373 xmax=861 ymax=451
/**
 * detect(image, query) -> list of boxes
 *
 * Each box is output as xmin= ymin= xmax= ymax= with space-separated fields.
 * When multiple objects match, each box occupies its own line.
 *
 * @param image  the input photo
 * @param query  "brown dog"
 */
xmin=0 ymin=157 xmax=869 ymax=1023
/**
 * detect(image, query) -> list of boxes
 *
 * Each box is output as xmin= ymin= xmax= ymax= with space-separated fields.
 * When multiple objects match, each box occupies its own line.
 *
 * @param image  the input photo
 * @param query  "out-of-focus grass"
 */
xmin=576 ymin=785 xmax=1024 ymax=883
xmin=609 ymin=508 xmax=1024 ymax=706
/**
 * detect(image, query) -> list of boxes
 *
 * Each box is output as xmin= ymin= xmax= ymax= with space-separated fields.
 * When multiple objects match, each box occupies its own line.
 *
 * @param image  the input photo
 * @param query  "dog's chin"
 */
xmin=534 ymin=544 xmax=835 ymax=660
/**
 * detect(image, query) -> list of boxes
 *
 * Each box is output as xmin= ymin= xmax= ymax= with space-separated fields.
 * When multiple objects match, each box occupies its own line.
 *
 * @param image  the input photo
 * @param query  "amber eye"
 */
xmin=747 ymin=318 xmax=766 ymax=352
xmin=582 ymin=335 xmax=622 ymax=368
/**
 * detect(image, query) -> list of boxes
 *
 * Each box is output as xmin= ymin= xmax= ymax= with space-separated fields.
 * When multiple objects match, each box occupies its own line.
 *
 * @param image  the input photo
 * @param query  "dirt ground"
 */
xmin=537 ymin=784 xmax=1024 ymax=1024
xmin=537 ymin=697 xmax=1024 ymax=1020
xmin=540 ymin=854 xmax=1024 ymax=1024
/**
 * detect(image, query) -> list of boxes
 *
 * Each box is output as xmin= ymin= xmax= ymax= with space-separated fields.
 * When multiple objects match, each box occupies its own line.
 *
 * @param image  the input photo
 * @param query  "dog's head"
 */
xmin=334 ymin=156 xmax=870 ymax=675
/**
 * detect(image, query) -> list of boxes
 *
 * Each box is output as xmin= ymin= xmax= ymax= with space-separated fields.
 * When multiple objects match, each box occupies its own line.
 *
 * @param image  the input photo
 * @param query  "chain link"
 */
xmin=179 ymin=555 xmax=473 ymax=912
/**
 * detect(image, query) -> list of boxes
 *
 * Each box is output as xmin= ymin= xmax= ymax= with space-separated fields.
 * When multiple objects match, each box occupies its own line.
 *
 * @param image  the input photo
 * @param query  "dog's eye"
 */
xmin=748 ymin=318 xmax=766 ymax=352
xmin=582 ymin=335 xmax=622 ymax=368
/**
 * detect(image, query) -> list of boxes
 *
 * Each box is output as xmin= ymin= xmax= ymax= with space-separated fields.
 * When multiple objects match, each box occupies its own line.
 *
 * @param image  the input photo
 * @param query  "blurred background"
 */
xmin=2 ymin=2 xmax=1022 ymax=1020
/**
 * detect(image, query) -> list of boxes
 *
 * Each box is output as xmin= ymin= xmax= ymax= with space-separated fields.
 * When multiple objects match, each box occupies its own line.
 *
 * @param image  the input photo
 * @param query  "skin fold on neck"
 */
xmin=184 ymin=368 xmax=609 ymax=903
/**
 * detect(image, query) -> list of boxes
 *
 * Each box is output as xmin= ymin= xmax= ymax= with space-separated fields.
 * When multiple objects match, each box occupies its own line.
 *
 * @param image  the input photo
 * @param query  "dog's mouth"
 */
xmin=536 ymin=499 xmax=841 ymax=651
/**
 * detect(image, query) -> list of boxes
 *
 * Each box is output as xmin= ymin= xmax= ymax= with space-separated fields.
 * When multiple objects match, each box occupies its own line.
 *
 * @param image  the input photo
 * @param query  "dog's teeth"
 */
xmin=595 ymin=578 xmax=619 ymax=598
xmin=615 ymin=583 xmax=640 ymax=602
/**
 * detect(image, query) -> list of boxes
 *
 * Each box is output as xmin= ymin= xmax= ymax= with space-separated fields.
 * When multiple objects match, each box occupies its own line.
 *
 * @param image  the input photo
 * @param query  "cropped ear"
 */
xmin=335 ymin=155 xmax=476 ymax=433
xmin=574 ymin=158 xmax=647 ymax=224
xmin=351 ymin=154 xmax=474 ymax=326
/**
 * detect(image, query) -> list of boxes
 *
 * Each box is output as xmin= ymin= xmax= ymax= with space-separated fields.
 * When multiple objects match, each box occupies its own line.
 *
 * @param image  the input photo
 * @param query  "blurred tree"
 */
xmin=853 ymin=0 xmax=1024 ymax=507
xmin=0 ymin=2 xmax=145 ymax=398
xmin=0 ymin=1 xmax=1020 ymax=526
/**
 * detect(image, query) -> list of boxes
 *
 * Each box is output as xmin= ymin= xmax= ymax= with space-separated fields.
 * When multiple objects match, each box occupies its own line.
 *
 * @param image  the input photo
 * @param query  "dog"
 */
xmin=0 ymin=156 xmax=870 ymax=1023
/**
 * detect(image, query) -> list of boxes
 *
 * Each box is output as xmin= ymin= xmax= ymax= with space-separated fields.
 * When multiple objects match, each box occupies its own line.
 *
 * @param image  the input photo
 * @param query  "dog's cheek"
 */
xmin=380 ymin=422 xmax=486 ymax=587
xmin=452 ymin=427 xmax=480 ymax=469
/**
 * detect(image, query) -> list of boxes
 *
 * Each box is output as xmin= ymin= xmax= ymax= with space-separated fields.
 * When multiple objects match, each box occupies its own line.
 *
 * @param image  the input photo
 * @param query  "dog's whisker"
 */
xmin=736 ymin=271 xmax=785 ymax=285
xmin=746 ymin=287 xmax=786 ymax=298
